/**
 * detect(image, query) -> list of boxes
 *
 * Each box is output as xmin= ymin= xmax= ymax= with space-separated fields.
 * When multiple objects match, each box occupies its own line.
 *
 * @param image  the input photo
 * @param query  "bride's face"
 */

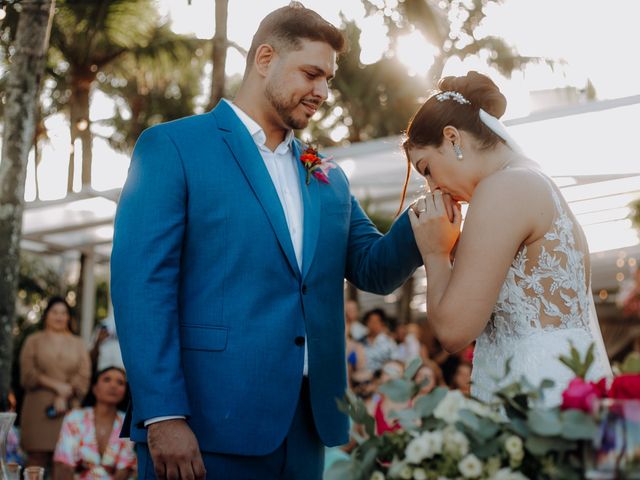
xmin=408 ymin=143 xmax=473 ymax=202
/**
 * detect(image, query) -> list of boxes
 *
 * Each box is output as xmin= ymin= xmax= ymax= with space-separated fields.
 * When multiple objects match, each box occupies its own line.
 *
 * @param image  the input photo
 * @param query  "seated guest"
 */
xmin=53 ymin=367 xmax=136 ymax=480
xmin=393 ymin=322 xmax=422 ymax=364
xmin=414 ymin=359 xmax=446 ymax=398
xmin=441 ymin=355 xmax=473 ymax=397
xmin=362 ymin=308 xmax=398 ymax=373
xmin=367 ymin=360 xmax=408 ymax=435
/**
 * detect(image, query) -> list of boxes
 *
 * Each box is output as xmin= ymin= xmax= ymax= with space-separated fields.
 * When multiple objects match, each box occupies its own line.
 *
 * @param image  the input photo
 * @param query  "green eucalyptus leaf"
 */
xmin=561 ymin=410 xmax=598 ymax=440
xmin=525 ymin=435 xmax=568 ymax=456
xmin=528 ymin=409 xmax=562 ymax=436
xmin=403 ymin=357 xmax=423 ymax=380
xmin=458 ymin=409 xmax=481 ymax=431
xmin=413 ymin=387 xmax=448 ymax=418
xmin=324 ymin=459 xmax=356 ymax=480
xmin=472 ymin=439 xmax=501 ymax=459
xmin=389 ymin=408 xmax=420 ymax=431
xmin=476 ymin=418 xmax=500 ymax=440
xmin=361 ymin=446 xmax=379 ymax=473
xmin=379 ymin=379 xmax=415 ymax=403
xmin=421 ymin=416 xmax=443 ymax=430
xmin=509 ymin=417 xmax=530 ymax=437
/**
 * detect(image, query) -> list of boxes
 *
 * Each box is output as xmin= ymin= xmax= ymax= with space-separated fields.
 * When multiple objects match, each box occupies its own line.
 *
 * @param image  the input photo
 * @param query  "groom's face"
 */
xmin=264 ymin=40 xmax=336 ymax=130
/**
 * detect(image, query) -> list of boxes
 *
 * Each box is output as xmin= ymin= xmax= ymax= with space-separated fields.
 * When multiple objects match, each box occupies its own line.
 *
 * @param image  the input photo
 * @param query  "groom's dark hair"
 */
xmin=244 ymin=2 xmax=346 ymax=77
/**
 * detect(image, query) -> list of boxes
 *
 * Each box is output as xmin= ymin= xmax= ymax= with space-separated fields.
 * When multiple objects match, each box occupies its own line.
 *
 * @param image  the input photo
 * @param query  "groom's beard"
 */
xmin=265 ymin=82 xmax=316 ymax=130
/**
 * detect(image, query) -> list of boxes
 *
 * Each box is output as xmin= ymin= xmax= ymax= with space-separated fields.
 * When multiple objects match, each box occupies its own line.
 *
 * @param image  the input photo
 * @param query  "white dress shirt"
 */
xmin=145 ymin=100 xmax=308 ymax=427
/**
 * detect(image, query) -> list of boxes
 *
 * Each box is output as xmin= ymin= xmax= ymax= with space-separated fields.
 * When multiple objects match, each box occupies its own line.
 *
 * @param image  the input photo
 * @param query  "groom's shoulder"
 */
xmin=136 ymin=112 xmax=219 ymax=147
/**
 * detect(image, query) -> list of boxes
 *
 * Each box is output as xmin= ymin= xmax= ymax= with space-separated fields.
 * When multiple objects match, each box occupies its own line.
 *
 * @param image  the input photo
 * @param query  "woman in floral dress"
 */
xmin=53 ymin=367 xmax=135 ymax=480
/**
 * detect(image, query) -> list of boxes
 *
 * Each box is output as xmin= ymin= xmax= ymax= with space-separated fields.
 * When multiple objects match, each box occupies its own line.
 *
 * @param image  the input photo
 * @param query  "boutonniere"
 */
xmin=300 ymin=145 xmax=336 ymax=185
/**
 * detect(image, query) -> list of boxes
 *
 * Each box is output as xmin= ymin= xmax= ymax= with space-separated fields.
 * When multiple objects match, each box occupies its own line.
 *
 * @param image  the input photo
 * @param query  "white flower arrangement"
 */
xmin=434 ymin=390 xmax=466 ymax=424
xmin=329 ymin=353 xmax=604 ymax=480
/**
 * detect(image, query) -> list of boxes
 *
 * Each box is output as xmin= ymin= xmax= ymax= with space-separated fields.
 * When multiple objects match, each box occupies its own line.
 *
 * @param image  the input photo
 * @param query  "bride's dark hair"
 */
xmin=396 ymin=71 xmax=507 ymax=215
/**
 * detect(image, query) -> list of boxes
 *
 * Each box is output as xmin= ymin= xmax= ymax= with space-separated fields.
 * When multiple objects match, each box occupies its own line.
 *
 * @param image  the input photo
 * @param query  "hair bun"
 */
xmin=438 ymin=71 xmax=507 ymax=119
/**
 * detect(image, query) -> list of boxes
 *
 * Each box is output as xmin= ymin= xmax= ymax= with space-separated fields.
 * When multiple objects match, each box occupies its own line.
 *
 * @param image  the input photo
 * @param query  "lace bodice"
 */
xmin=471 ymin=170 xmax=611 ymax=406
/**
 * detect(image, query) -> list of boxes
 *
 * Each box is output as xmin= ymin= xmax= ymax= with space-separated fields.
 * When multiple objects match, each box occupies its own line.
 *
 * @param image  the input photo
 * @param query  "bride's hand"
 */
xmin=409 ymin=190 xmax=462 ymax=257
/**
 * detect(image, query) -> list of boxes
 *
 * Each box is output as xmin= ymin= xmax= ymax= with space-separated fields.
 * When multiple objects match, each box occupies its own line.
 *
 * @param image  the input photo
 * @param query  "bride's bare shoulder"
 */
xmin=475 ymin=166 xmax=552 ymax=203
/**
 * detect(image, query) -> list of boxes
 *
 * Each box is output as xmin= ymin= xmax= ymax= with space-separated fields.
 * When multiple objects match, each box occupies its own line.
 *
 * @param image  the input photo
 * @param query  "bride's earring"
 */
xmin=453 ymin=143 xmax=464 ymax=161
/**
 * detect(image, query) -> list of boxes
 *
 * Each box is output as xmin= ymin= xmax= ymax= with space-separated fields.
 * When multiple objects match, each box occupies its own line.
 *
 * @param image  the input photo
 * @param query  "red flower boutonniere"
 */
xmin=300 ymin=146 xmax=336 ymax=185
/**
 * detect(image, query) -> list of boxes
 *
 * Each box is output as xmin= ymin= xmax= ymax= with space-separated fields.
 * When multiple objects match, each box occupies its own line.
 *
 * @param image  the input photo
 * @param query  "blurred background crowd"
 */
xmin=3 ymin=262 xmax=640 ymax=478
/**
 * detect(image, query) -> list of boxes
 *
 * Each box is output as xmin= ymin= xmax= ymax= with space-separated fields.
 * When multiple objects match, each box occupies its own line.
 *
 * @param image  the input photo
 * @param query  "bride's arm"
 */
xmin=411 ymin=170 xmax=550 ymax=353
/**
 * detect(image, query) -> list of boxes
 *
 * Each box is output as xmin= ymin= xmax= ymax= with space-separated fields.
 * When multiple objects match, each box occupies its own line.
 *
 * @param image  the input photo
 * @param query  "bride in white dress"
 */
xmin=401 ymin=71 xmax=612 ymax=406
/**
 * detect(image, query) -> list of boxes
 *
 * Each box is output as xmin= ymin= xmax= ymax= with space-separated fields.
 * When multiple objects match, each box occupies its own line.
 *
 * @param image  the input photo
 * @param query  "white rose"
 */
xmin=405 ymin=436 xmax=431 ymax=464
xmin=492 ymin=468 xmax=529 ymax=480
xmin=509 ymin=449 xmax=524 ymax=469
xmin=434 ymin=390 xmax=466 ymax=424
xmin=370 ymin=472 xmax=386 ymax=480
xmin=422 ymin=430 xmax=443 ymax=457
xmin=504 ymin=436 xmax=523 ymax=457
xmin=484 ymin=456 xmax=502 ymax=476
xmin=399 ymin=465 xmax=414 ymax=480
xmin=413 ymin=468 xmax=428 ymax=480
xmin=443 ymin=426 xmax=470 ymax=457
xmin=458 ymin=454 xmax=483 ymax=479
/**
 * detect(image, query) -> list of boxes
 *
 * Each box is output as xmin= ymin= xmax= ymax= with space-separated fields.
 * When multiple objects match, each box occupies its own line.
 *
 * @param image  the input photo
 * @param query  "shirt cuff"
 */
xmin=143 ymin=415 xmax=186 ymax=427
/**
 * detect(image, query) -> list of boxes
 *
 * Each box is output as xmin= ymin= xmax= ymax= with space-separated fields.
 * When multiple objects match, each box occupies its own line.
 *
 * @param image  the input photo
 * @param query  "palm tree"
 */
xmin=308 ymin=18 xmax=425 ymax=145
xmin=0 ymin=0 xmax=55 ymax=407
xmin=208 ymin=0 xmax=229 ymax=110
xmin=362 ymin=0 xmax=542 ymax=83
xmin=47 ymin=0 xmax=159 ymax=191
xmin=96 ymin=25 xmax=206 ymax=153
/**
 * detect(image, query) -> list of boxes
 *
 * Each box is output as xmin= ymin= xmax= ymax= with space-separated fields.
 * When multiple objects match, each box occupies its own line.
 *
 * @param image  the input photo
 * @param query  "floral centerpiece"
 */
xmin=327 ymin=346 xmax=640 ymax=480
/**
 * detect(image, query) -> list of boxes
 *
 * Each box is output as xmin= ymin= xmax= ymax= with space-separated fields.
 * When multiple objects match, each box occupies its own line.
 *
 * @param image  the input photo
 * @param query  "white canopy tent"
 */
xmin=19 ymin=94 xmax=640 ymax=340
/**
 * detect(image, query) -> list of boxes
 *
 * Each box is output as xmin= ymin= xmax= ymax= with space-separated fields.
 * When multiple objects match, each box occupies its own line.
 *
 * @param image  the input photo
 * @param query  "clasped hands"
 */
xmin=409 ymin=190 xmax=462 ymax=258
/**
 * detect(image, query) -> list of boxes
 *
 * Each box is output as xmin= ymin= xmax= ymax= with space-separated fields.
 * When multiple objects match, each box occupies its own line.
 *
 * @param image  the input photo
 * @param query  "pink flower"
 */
xmin=312 ymin=170 xmax=330 ymax=184
xmin=561 ymin=378 xmax=604 ymax=413
xmin=610 ymin=375 xmax=640 ymax=400
xmin=300 ymin=146 xmax=336 ymax=185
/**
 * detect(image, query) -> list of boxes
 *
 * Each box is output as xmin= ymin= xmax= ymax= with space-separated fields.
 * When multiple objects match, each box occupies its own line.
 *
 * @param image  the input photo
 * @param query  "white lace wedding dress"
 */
xmin=471 ymin=169 xmax=613 ymax=407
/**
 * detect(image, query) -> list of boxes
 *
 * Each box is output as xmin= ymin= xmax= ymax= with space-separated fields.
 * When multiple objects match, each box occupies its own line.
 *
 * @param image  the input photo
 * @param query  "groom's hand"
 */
xmin=413 ymin=191 xmax=457 ymax=222
xmin=148 ymin=419 xmax=206 ymax=480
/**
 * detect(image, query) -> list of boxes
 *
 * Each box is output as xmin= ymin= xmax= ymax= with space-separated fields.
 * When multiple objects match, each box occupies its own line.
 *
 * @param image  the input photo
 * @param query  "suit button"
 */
xmin=301 ymin=284 xmax=308 ymax=294
xmin=295 ymin=336 xmax=305 ymax=346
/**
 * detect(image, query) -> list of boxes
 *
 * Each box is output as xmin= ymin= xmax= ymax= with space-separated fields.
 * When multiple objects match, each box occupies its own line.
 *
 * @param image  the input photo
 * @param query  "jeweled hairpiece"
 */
xmin=435 ymin=91 xmax=471 ymax=105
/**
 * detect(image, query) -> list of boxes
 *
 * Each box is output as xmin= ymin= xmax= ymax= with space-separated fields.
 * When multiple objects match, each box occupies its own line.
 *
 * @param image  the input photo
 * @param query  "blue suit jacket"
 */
xmin=110 ymin=101 xmax=422 ymax=455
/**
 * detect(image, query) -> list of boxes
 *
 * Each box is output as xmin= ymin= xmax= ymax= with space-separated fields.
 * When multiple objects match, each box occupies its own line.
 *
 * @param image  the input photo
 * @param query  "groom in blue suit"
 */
xmin=111 ymin=3 xmax=423 ymax=479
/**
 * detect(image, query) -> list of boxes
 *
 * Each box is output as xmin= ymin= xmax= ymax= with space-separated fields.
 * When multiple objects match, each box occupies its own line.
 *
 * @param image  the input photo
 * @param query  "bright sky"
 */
xmin=11 ymin=0 xmax=640 ymax=254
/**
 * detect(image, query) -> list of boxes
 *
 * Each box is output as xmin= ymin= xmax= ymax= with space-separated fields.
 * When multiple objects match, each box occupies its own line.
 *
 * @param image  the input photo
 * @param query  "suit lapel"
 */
xmin=293 ymin=140 xmax=321 ymax=280
xmin=213 ymin=102 xmax=300 ymax=279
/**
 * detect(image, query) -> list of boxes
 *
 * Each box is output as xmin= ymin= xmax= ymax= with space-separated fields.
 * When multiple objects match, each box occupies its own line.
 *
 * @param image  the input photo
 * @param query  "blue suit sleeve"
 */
xmin=345 ymin=196 xmax=423 ymax=295
xmin=110 ymin=127 xmax=191 ymax=424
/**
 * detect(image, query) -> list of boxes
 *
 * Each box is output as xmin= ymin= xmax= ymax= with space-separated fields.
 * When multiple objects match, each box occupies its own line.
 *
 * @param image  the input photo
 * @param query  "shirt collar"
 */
xmin=225 ymin=99 xmax=295 ymax=153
